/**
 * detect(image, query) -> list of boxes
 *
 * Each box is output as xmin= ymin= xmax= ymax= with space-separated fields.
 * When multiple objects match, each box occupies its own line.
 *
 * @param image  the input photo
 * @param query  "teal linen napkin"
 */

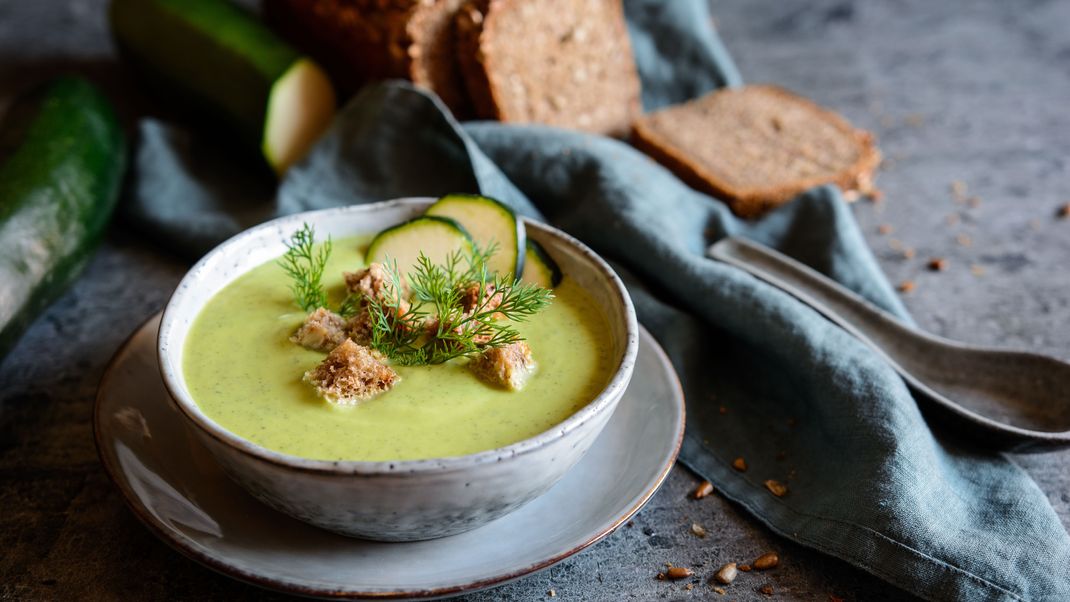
xmin=122 ymin=1 xmax=1070 ymax=600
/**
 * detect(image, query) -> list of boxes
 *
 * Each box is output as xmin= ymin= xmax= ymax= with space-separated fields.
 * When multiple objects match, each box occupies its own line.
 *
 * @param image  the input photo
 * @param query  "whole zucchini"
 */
xmin=0 ymin=77 xmax=127 ymax=359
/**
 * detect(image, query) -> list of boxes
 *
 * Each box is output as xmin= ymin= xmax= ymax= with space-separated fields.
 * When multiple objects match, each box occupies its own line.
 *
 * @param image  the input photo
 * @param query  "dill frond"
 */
xmin=279 ymin=224 xmax=331 ymax=312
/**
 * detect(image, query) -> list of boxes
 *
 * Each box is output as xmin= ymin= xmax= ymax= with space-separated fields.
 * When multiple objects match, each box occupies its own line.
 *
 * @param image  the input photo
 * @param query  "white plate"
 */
xmin=95 ymin=314 xmax=685 ymax=599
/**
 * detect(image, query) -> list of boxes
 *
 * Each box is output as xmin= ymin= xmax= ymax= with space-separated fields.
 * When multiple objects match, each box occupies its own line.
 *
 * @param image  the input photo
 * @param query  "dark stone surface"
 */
xmin=1 ymin=0 xmax=1068 ymax=600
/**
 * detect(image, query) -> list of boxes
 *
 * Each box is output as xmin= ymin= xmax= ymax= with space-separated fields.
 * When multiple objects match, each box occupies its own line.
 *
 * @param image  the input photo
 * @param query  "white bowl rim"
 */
xmin=158 ymin=198 xmax=639 ymax=476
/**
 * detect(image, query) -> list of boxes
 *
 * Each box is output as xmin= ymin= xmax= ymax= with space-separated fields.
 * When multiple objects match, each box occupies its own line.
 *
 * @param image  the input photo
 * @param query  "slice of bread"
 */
xmin=263 ymin=0 xmax=470 ymax=116
xmin=455 ymin=0 xmax=642 ymax=137
xmin=632 ymin=85 xmax=881 ymax=217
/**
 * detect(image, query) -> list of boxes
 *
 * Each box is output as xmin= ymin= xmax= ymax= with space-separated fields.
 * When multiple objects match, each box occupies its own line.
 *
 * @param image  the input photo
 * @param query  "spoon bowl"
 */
xmin=709 ymin=237 xmax=1070 ymax=452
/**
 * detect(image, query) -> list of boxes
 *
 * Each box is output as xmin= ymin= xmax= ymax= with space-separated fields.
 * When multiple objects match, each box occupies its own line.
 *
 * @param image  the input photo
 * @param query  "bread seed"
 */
xmin=927 ymin=258 xmax=947 ymax=271
xmin=714 ymin=563 xmax=738 ymax=584
xmin=764 ymin=480 xmax=788 ymax=497
xmin=666 ymin=566 xmax=694 ymax=580
xmin=713 ymin=586 xmax=727 ymax=595
xmin=691 ymin=523 xmax=707 ymax=538
xmin=732 ymin=457 xmax=748 ymax=472
xmin=753 ymin=552 xmax=780 ymax=570
xmin=694 ymin=481 xmax=714 ymax=499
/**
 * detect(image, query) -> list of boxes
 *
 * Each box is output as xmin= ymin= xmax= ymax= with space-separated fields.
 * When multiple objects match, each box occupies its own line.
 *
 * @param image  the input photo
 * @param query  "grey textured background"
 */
xmin=2 ymin=0 xmax=1069 ymax=600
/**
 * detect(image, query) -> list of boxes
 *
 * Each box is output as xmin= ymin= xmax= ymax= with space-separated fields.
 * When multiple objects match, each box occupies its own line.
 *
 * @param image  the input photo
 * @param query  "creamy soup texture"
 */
xmin=183 ymin=236 xmax=615 ymax=461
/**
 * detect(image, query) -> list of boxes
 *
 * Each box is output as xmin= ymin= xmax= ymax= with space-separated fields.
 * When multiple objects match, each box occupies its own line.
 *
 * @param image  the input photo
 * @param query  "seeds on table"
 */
xmin=691 ymin=522 xmax=707 ymax=538
xmin=753 ymin=552 xmax=780 ymax=570
xmin=732 ymin=456 xmax=748 ymax=472
xmin=693 ymin=480 xmax=714 ymax=499
xmin=764 ymin=479 xmax=789 ymax=497
xmin=665 ymin=566 xmax=694 ymax=580
xmin=713 ymin=562 xmax=738 ymax=584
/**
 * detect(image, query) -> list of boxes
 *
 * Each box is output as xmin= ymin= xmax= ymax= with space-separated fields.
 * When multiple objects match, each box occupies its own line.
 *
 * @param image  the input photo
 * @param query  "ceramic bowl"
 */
xmin=157 ymin=198 xmax=638 ymax=541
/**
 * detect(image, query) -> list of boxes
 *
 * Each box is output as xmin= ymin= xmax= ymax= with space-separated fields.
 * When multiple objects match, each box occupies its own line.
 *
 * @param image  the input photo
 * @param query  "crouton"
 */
xmin=344 ymin=262 xmax=409 ymax=305
xmin=290 ymin=308 xmax=348 ymax=352
xmin=303 ymin=339 xmax=400 ymax=405
xmin=469 ymin=341 xmax=535 ymax=390
xmin=459 ymin=281 xmax=503 ymax=315
xmin=346 ymin=308 xmax=375 ymax=346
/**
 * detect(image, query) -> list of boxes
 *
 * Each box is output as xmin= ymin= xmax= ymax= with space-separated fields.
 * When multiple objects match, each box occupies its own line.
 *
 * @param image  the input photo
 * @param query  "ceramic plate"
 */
xmin=95 ymin=314 xmax=685 ymax=599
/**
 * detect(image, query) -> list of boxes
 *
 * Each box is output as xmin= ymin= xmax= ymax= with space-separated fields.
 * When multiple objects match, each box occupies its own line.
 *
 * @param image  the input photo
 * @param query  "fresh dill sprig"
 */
xmin=279 ymin=224 xmax=331 ymax=312
xmin=368 ymin=247 xmax=553 ymax=365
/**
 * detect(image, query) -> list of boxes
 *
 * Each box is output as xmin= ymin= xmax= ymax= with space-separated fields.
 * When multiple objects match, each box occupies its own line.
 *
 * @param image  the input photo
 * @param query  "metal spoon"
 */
xmin=708 ymin=237 xmax=1070 ymax=452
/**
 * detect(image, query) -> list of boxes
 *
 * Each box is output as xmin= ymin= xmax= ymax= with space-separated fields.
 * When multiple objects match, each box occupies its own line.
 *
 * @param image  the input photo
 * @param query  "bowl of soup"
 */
xmin=157 ymin=198 xmax=638 ymax=541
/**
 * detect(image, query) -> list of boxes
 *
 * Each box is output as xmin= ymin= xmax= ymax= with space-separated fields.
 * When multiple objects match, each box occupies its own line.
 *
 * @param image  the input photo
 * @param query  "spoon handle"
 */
xmin=707 ymin=237 xmax=922 ymax=361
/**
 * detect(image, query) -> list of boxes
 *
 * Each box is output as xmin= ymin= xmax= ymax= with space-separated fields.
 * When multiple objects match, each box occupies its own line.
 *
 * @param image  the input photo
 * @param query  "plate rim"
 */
xmin=94 ymin=313 xmax=686 ymax=600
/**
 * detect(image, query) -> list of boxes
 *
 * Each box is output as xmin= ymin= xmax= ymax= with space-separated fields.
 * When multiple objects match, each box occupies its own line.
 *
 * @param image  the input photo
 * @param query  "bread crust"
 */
xmin=631 ymin=85 xmax=881 ymax=218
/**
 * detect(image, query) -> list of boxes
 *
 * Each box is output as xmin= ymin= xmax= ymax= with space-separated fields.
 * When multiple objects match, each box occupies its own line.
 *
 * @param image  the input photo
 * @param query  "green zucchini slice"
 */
xmin=110 ymin=0 xmax=336 ymax=175
xmin=425 ymin=194 xmax=525 ymax=279
xmin=520 ymin=239 xmax=563 ymax=288
xmin=366 ymin=216 xmax=474 ymax=276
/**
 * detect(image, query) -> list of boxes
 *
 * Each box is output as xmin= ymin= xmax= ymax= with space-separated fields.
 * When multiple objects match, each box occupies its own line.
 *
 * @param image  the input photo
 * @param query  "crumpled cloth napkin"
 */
xmin=123 ymin=1 xmax=1070 ymax=599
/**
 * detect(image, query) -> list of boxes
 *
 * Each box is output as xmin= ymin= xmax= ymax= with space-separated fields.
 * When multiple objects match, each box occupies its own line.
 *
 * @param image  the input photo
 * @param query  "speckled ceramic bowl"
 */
xmin=158 ymin=198 xmax=638 ymax=541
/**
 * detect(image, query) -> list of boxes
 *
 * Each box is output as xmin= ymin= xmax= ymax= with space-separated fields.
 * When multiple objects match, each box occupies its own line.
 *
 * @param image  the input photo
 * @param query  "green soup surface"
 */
xmin=183 ymin=236 xmax=615 ymax=461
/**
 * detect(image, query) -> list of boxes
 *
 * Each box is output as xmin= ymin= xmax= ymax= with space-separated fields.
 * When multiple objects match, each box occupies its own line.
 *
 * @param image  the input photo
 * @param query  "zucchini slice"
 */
xmin=520 ymin=239 xmax=563 ymax=288
xmin=110 ymin=0 xmax=336 ymax=175
xmin=425 ymin=194 xmax=525 ymax=279
xmin=366 ymin=216 xmax=474 ymax=275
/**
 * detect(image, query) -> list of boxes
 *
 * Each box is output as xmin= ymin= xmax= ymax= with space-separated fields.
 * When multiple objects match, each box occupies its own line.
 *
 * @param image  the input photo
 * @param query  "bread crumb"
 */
xmin=1058 ymin=202 xmax=1070 ymax=219
xmin=548 ymin=589 xmax=556 ymax=597
xmin=927 ymin=258 xmax=948 ymax=271
xmin=946 ymin=213 xmax=960 ymax=226
xmin=967 ymin=196 xmax=982 ymax=208
xmin=971 ymin=264 xmax=986 ymax=276
xmin=691 ymin=523 xmax=707 ymax=538
xmin=759 ymin=584 xmax=774 ymax=596
xmin=950 ymin=180 xmax=968 ymax=201
xmin=764 ymin=479 xmax=788 ymax=497
xmin=956 ymin=234 xmax=973 ymax=247
xmin=469 ymin=341 xmax=535 ymax=390
xmin=897 ymin=280 xmax=916 ymax=293
xmin=732 ymin=457 xmax=748 ymax=472
xmin=693 ymin=481 xmax=714 ymax=499
xmin=877 ymin=224 xmax=894 ymax=235
xmin=459 ymin=281 xmax=503 ymax=315
xmin=304 ymin=339 xmax=399 ymax=404
xmin=290 ymin=308 xmax=348 ymax=352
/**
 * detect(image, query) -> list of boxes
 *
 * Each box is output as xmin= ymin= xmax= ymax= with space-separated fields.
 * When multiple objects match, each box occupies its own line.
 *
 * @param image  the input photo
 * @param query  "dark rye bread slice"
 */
xmin=455 ymin=0 xmax=641 ymax=137
xmin=263 ymin=0 xmax=470 ymax=116
xmin=632 ymin=85 xmax=882 ymax=218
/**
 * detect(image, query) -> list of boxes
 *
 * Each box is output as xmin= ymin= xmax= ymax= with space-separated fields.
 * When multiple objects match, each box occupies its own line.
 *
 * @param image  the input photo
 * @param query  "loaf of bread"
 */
xmin=263 ymin=0 xmax=470 ymax=116
xmin=632 ymin=85 xmax=881 ymax=217
xmin=455 ymin=0 xmax=642 ymax=137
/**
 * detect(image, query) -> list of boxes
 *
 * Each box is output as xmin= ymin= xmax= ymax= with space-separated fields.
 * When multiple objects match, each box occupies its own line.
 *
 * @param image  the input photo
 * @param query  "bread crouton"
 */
xmin=290 ymin=308 xmax=348 ymax=352
xmin=344 ymin=262 xmax=409 ymax=305
xmin=303 ymin=339 xmax=400 ymax=405
xmin=459 ymin=281 xmax=503 ymax=315
xmin=346 ymin=309 xmax=375 ymax=346
xmin=469 ymin=341 xmax=535 ymax=390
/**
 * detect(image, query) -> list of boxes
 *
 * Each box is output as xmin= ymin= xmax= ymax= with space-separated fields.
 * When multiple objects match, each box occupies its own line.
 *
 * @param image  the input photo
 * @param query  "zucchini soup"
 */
xmin=182 ymin=235 xmax=616 ymax=462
